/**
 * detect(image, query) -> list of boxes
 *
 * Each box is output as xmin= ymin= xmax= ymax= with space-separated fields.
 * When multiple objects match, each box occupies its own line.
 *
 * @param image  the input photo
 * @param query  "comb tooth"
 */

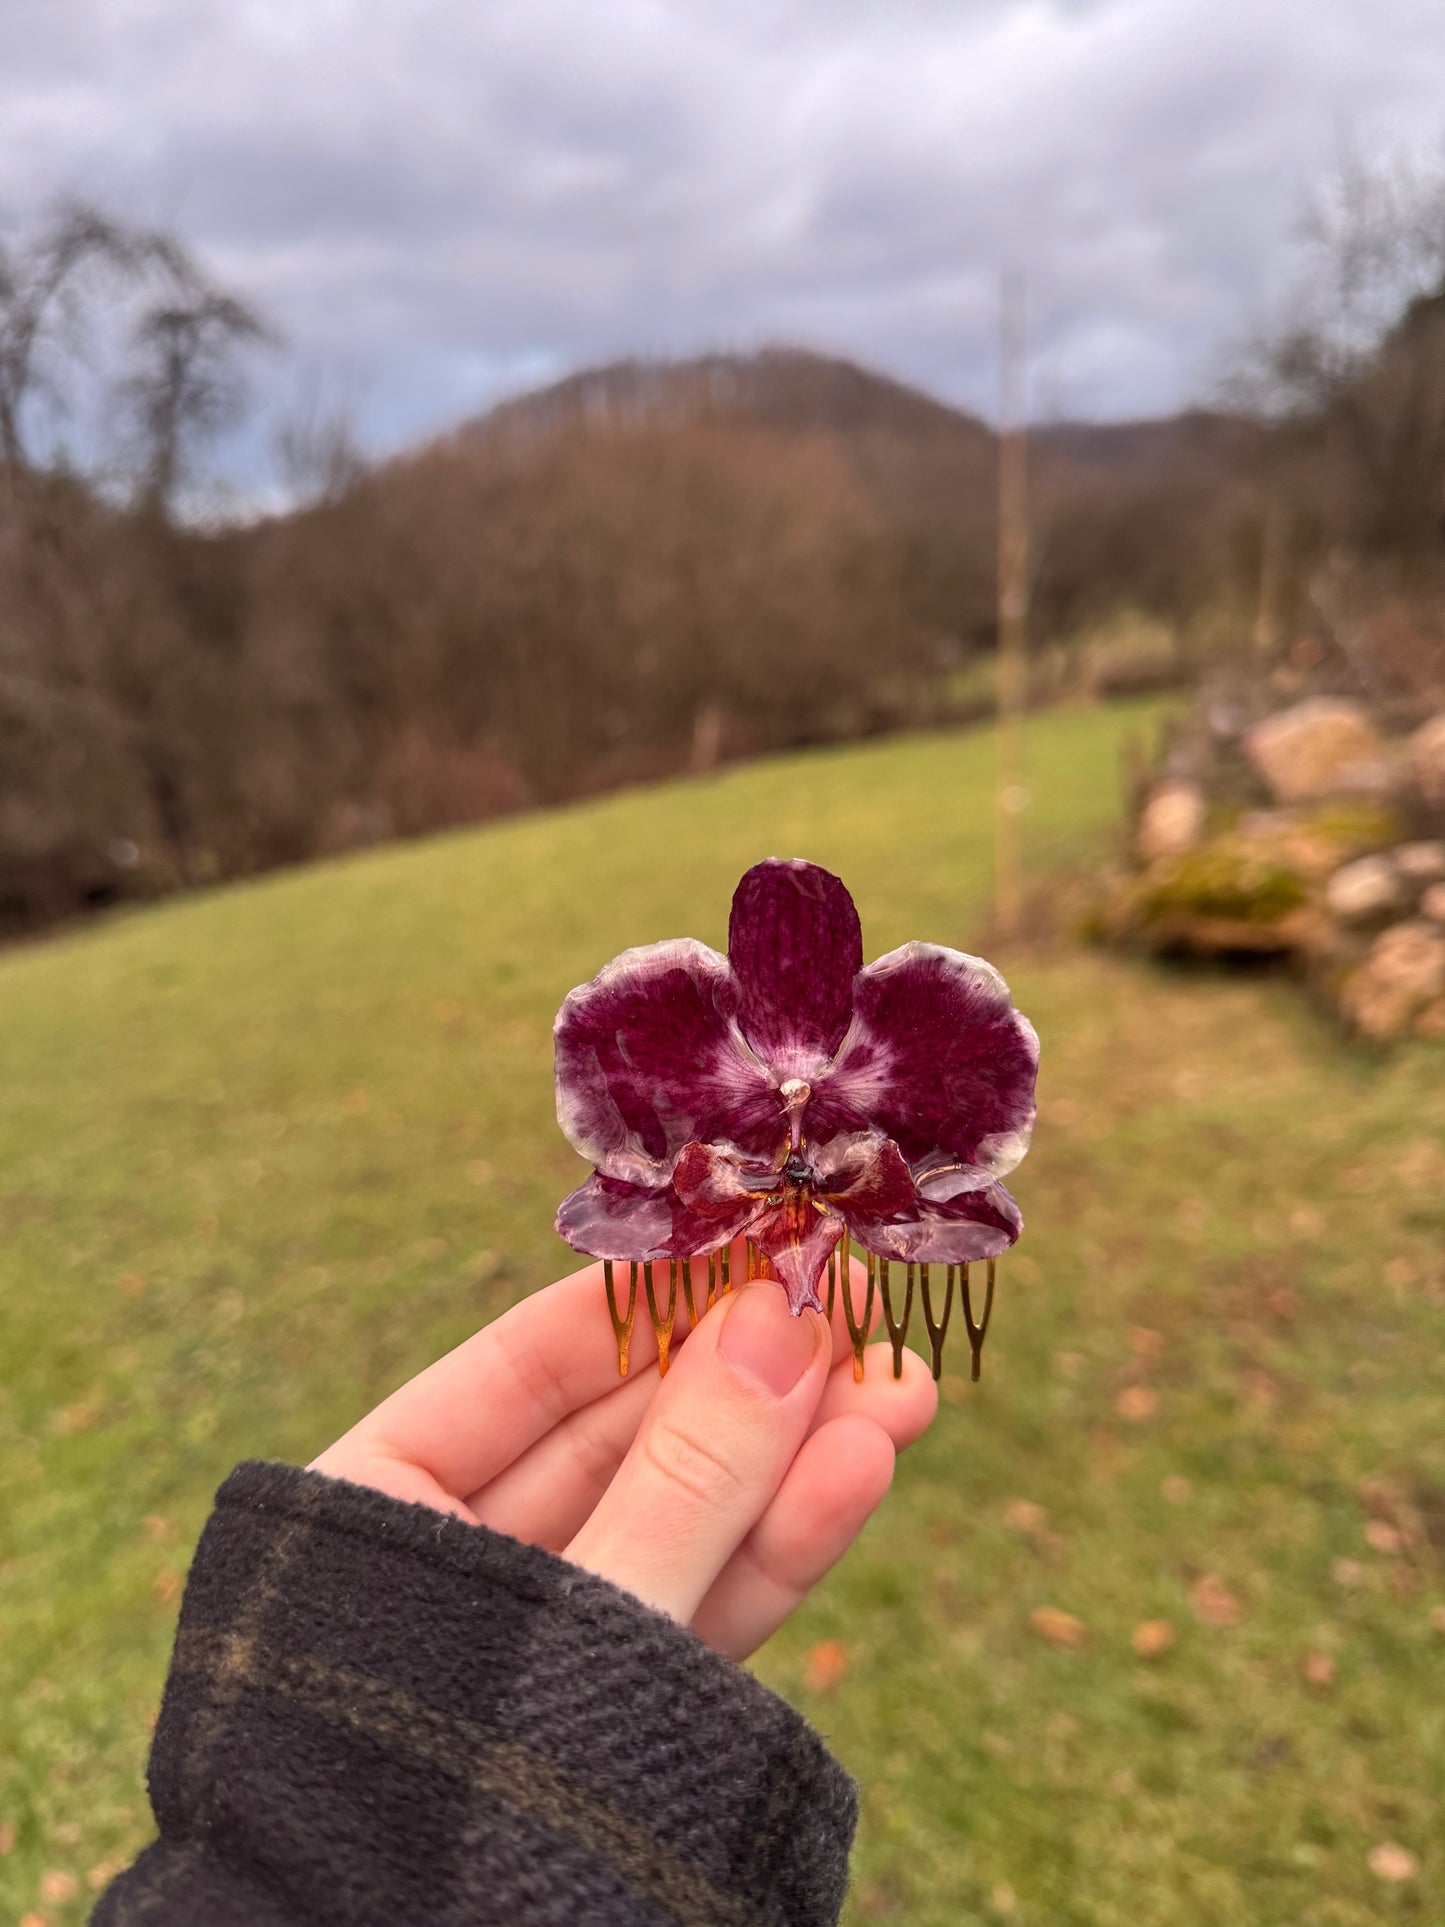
xmin=962 ymin=1257 xmax=997 ymax=1381
xmin=681 ymin=1257 xmax=698 ymax=1326
xmin=720 ymin=1243 xmax=732 ymax=1295
xmin=880 ymin=1260 xmax=915 ymax=1379
xmin=839 ymin=1237 xmax=872 ymax=1382
xmin=920 ymin=1264 xmax=956 ymax=1380
xmin=826 ymin=1246 xmax=837 ymax=1322
xmin=604 ymin=1260 xmax=639 ymax=1378
xmin=644 ymin=1260 xmax=679 ymax=1377
xmin=745 ymin=1238 xmax=760 ymax=1282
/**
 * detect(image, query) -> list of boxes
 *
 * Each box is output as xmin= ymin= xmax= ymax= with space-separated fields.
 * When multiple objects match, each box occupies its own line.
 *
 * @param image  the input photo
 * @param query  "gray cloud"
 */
xmin=3 ymin=0 xmax=1445 ymax=482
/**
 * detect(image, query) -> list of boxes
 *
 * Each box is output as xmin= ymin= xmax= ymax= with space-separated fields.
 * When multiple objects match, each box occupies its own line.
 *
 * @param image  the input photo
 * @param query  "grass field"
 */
xmin=2 ymin=700 xmax=1442 ymax=1926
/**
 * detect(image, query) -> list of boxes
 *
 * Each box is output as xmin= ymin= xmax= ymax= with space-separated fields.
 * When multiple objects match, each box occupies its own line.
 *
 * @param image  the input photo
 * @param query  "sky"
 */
xmin=4 ymin=0 xmax=1445 ymax=486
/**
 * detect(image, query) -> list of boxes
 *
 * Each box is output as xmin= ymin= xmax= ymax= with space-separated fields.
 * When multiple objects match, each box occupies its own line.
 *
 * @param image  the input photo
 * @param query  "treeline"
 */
xmin=5 ymin=158 xmax=1445 ymax=934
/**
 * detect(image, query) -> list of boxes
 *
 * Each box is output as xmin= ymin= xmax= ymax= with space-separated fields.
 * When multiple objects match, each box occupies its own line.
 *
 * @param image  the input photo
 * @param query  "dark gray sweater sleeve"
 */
xmin=92 ymin=1461 xmax=858 ymax=1927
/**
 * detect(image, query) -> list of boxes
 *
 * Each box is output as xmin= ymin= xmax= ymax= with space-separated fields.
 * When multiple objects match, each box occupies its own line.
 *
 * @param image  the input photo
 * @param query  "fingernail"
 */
xmin=718 ymin=1285 xmax=820 ymax=1397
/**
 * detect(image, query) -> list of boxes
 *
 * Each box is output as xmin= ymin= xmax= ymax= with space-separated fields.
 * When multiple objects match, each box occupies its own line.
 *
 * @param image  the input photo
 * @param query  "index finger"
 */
xmin=320 ymin=1240 xmax=885 ymax=1502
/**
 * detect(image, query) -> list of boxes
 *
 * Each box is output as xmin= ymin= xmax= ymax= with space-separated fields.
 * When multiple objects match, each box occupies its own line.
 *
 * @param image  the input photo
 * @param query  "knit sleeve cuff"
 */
xmin=124 ymin=1460 xmax=857 ymax=1927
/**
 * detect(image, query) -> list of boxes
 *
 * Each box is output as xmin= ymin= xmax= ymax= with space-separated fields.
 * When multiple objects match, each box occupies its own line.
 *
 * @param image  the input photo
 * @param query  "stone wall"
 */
xmin=1096 ymin=687 xmax=1445 ymax=1041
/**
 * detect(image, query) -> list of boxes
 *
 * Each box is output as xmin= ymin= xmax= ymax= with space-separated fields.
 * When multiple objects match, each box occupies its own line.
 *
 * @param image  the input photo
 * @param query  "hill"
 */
xmin=438 ymin=345 xmax=1262 ymax=648
xmin=2 ymin=699 xmax=1441 ymax=1925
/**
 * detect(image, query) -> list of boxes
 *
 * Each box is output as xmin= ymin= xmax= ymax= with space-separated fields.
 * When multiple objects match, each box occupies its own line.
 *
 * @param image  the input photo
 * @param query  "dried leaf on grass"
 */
xmin=1368 ymin=1842 xmax=1419 ymax=1882
xmin=1115 ymin=1385 xmax=1159 ymax=1422
xmin=1191 ymin=1574 xmax=1242 ymax=1627
xmin=1132 ymin=1618 xmax=1175 ymax=1658
xmin=1003 ymin=1499 xmax=1047 ymax=1533
xmin=1029 ymin=1607 xmax=1088 ymax=1648
xmin=802 ymin=1639 xmax=851 ymax=1693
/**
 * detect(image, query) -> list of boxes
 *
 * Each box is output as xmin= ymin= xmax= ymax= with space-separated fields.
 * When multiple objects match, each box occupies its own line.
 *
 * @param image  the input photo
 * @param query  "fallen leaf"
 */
xmin=1431 ymin=1605 xmax=1445 ymax=1635
xmin=1266 ymin=1287 xmax=1299 ymax=1321
xmin=40 ymin=1871 xmax=78 ymax=1903
xmin=19 ymin=1913 xmax=50 ymax=1927
xmin=142 ymin=1516 xmax=174 ymax=1543
xmin=152 ymin=1569 xmax=180 ymax=1604
xmin=1304 ymin=1652 xmax=1336 ymax=1688
xmin=50 ymin=1401 xmax=100 ymax=1436
xmin=1368 ymin=1842 xmax=1419 ymax=1883
xmin=1389 ymin=1563 xmax=1418 ymax=1600
xmin=1161 ymin=1475 xmax=1192 ymax=1505
xmin=1029 ymin=1607 xmax=1088 ymax=1648
xmin=1115 ymin=1386 xmax=1158 ymax=1422
xmin=991 ymin=1882 xmax=1017 ymax=1915
xmin=86 ymin=1859 xmax=123 ymax=1892
xmin=1191 ymin=1574 xmax=1242 ymax=1628
xmin=1332 ymin=1558 xmax=1369 ymax=1590
xmin=1129 ymin=1327 xmax=1164 ymax=1360
xmin=1364 ymin=1519 xmax=1403 ymax=1554
xmin=802 ymin=1640 xmax=851 ymax=1693
xmin=0 ymin=1822 xmax=15 ymax=1854
xmin=1132 ymin=1619 xmax=1175 ymax=1658
xmin=1003 ymin=1499 xmax=1047 ymax=1534
xmin=117 ymin=1271 xmax=147 ymax=1298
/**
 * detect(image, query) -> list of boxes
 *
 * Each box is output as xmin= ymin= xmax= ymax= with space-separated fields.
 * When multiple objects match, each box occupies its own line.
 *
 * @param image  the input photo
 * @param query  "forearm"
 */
xmin=93 ymin=1461 xmax=857 ymax=1927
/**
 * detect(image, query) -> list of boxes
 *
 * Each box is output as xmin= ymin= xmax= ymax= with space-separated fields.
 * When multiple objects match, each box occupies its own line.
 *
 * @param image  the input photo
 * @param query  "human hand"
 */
xmin=312 ymin=1240 xmax=938 ymax=1661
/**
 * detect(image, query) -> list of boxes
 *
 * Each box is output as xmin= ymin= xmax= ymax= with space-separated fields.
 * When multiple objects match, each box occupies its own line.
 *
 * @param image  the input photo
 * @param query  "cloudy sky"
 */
xmin=4 ymin=0 xmax=1445 ymax=480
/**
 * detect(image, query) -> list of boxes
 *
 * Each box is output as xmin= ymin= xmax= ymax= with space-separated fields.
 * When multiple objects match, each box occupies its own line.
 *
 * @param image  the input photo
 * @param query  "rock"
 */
xmin=1245 ymin=699 xmax=1389 ymax=802
xmin=1326 ymin=855 xmax=1405 ymax=924
xmin=1396 ymin=840 xmax=1445 ymax=884
xmin=1423 ymin=883 xmax=1445 ymax=925
xmin=1138 ymin=780 xmax=1206 ymax=860
xmin=1408 ymin=713 xmax=1445 ymax=807
xmin=1342 ymin=921 xmax=1445 ymax=1039
xmin=1129 ymin=834 xmax=1312 ymax=956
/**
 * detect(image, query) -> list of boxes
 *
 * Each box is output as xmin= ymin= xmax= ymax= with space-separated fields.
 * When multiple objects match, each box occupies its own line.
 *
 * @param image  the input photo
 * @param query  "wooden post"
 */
xmin=995 ymin=270 xmax=1029 ymax=940
xmin=1253 ymin=493 xmax=1285 ymax=656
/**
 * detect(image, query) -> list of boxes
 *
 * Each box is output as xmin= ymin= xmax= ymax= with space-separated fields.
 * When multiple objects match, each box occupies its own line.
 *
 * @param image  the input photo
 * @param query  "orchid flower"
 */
xmin=554 ymin=858 xmax=1038 ymax=1380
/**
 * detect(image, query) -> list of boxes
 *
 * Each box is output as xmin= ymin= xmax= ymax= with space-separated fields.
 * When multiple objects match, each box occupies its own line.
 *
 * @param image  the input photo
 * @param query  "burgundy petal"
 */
xmin=728 ymin=859 xmax=863 ymax=1077
xmin=556 ymin=1171 xmax=760 ymax=1263
xmin=672 ymin=1140 xmax=782 ymax=1218
xmin=843 ymin=1180 xmax=1022 ymax=1265
xmin=555 ymin=938 xmax=783 ymax=1185
xmin=807 ymin=942 xmax=1038 ymax=1181
xmin=751 ymin=1194 xmax=845 ymax=1316
xmin=812 ymin=1131 xmax=916 ymax=1220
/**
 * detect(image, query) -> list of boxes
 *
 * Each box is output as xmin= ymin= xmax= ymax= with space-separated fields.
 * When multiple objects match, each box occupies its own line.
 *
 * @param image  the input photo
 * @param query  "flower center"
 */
xmin=778 ymin=1076 xmax=812 ymax=1151
xmin=781 ymin=1151 xmax=813 ymax=1186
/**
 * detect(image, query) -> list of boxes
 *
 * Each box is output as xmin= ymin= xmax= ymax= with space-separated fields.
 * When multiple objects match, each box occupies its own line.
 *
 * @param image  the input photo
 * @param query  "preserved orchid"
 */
xmin=554 ymin=858 xmax=1038 ymax=1381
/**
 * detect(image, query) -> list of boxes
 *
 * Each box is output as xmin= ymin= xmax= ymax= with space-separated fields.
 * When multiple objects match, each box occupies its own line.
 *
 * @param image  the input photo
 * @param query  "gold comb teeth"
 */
xmin=605 ymin=1249 xmax=1002 ymax=1382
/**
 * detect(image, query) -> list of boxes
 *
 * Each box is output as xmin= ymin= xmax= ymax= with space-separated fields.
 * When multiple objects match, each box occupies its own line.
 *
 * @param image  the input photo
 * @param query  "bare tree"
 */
xmin=0 ymin=200 xmax=181 ymax=472
xmin=273 ymin=372 xmax=364 ymax=508
xmin=1248 ymin=146 xmax=1445 ymax=589
xmin=121 ymin=286 xmax=274 ymax=518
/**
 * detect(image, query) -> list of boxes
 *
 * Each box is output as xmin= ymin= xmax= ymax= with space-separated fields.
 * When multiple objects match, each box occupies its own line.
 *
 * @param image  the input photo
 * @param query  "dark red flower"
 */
xmin=554 ymin=858 xmax=1038 ymax=1314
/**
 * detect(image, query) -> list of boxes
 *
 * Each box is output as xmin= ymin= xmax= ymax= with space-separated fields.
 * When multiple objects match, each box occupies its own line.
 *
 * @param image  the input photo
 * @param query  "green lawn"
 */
xmin=2 ymin=701 xmax=1441 ymax=1926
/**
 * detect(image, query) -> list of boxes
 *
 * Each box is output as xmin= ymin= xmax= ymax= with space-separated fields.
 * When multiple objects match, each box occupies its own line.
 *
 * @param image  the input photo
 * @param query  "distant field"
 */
xmin=2 ymin=699 xmax=1441 ymax=1927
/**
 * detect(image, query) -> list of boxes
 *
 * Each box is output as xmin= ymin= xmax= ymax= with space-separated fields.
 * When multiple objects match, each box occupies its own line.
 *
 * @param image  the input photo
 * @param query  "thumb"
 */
xmin=563 ymin=1282 xmax=831 ymax=1622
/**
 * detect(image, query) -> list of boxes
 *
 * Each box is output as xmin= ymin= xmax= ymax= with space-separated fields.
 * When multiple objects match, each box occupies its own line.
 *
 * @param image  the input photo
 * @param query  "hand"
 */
xmin=312 ymin=1240 xmax=938 ymax=1661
